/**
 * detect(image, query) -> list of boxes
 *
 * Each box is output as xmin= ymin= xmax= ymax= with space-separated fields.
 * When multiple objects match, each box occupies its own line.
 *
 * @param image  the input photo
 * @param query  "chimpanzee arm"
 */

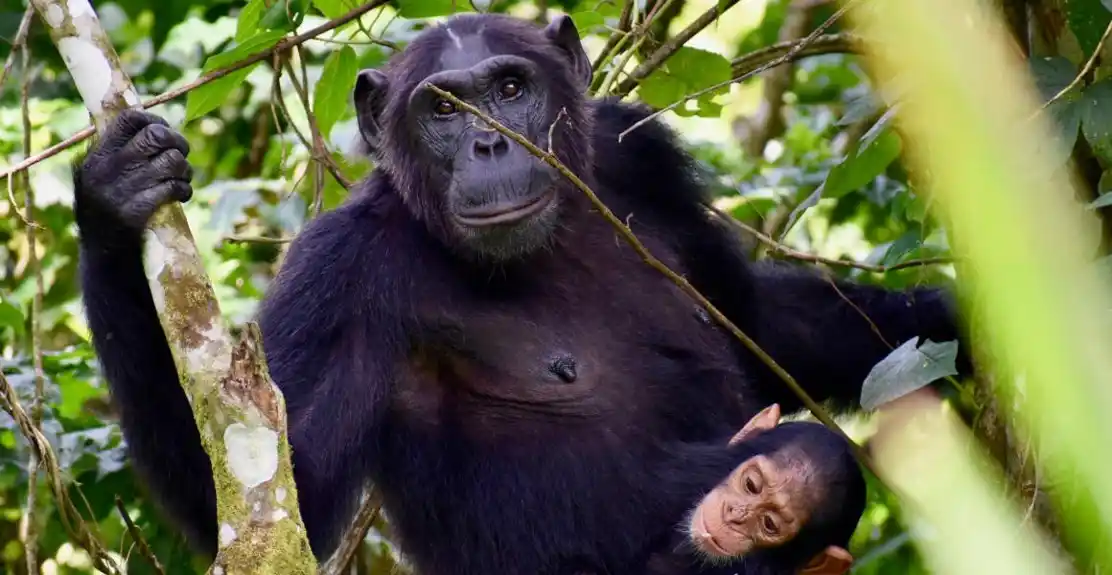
xmin=74 ymin=110 xmax=218 ymax=551
xmin=744 ymin=261 xmax=966 ymax=411
xmin=75 ymin=110 xmax=404 ymax=559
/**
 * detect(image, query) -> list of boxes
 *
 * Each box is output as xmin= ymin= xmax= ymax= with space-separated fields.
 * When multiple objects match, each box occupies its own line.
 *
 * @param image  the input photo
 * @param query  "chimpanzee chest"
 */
xmin=393 ymin=251 xmax=745 ymax=439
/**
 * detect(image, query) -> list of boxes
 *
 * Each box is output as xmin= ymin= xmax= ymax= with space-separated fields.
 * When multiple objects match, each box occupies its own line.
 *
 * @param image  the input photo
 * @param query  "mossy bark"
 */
xmin=30 ymin=1 xmax=316 ymax=572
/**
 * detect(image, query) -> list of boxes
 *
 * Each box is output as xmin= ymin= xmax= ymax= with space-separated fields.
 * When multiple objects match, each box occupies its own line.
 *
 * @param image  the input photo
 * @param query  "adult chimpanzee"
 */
xmin=74 ymin=12 xmax=959 ymax=575
xmin=642 ymin=404 xmax=865 ymax=575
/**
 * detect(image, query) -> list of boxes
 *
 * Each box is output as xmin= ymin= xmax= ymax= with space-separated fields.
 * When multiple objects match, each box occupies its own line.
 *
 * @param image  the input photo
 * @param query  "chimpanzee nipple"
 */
xmin=548 ymin=354 xmax=578 ymax=383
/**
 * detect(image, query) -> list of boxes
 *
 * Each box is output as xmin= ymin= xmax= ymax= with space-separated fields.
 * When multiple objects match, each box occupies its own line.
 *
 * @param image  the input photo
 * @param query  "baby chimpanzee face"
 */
xmin=686 ymin=405 xmax=864 ymax=575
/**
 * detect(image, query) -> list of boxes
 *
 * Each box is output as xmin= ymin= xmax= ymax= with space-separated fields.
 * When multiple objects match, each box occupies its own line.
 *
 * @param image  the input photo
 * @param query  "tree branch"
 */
xmin=612 ymin=0 xmax=747 ymax=96
xmin=115 ymin=496 xmax=166 ymax=575
xmin=28 ymin=1 xmax=319 ymax=571
xmin=16 ymin=31 xmax=46 ymax=575
xmin=319 ymin=487 xmax=384 ymax=575
xmin=618 ymin=2 xmax=857 ymax=140
xmin=0 ymin=371 xmax=121 ymax=574
xmin=722 ymin=214 xmax=955 ymax=272
xmin=1 ymin=0 xmax=386 ymax=182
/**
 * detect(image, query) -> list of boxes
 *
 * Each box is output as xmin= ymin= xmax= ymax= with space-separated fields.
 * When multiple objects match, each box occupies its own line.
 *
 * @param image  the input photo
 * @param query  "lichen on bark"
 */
xmin=31 ymin=1 xmax=315 ymax=572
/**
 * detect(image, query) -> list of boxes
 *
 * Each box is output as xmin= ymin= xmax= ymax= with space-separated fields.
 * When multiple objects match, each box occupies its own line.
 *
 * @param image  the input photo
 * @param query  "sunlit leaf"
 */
xmin=638 ymin=47 xmax=732 ymax=117
xmin=185 ymin=30 xmax=287 ymax=122
xmin=860 ymin=337 xmax=960 ymax=410
xmin=313 ymin=0 xmax=349 ymax=18
xmin=397 ymin=0 xmax=472 ymax=19
xmin=235 ymin=0 xmax=267 ymax=42
xmin=0 ymin=301 xmax=25 ymax=338
xmin=570 ymin=11 xmax=604 ymax=32
xmin=314 ymin=46 xmax=359 ymax=138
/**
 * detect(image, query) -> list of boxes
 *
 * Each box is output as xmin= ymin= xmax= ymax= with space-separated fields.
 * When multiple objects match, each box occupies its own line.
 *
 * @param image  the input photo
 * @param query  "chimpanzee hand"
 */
xmin=74 ymin=109 xmax=194 ymax=239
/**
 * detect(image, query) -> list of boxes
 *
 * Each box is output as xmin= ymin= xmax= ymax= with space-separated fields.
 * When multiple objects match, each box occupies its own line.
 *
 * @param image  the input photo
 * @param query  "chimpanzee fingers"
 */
xmin=118 ymin=122 xmax=191 ymax=163
xmin=149 ymin=148 xmax=192 ymax=182
xmin=118 ymin=180 xmax=194 ymax=228
xmin=96 ymin=109 xmax=168 ymax=155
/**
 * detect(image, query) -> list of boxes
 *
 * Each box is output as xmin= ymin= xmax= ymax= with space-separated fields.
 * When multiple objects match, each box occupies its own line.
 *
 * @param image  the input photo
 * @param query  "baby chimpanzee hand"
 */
xmin=74 ymin=109 xmax=194 ymax=238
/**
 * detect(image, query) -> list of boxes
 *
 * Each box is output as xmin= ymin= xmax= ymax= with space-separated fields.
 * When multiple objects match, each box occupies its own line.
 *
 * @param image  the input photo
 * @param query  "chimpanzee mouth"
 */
xmin=455 ymin=186 xmax=556 ymax=227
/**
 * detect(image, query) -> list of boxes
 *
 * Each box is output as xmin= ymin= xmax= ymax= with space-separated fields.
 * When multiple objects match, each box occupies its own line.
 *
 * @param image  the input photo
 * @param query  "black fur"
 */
xmin=74 ymin=13 xmax=961 ymax=575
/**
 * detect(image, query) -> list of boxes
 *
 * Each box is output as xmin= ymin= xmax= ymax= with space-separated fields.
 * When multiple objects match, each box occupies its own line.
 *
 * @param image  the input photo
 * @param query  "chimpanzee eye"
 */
xmin=762 ymin=515 xmax=779 ymax=534
xmin=434 ymin=99 xmax=456 ymax=116
xmin=745 ymin=476 xmax=759 ymax=495
xmin=499 ymin=79 xmax=523 ymax=100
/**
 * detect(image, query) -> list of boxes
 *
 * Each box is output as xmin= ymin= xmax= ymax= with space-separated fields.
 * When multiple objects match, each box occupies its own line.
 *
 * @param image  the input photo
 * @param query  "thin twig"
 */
xmin=319 ymin=487 xmax=384 ymax=575
xmin=618 ymin=0 xmax=857 ymax=140
xmin=17 ymin=41 xmax=45 ymax=575
xmin=728 ymin=32 xmax=860 ymax=79
xmin=725 ymin=216 xmax=954 ymax=273
xmin=114 ymin=496 xmax=166 ymax=575
xmin=612 ymin=0 xmax=748 ymax=96
xmin=594 ymin=0 xmax=682 ymax=96
xmin=1041 ymin=19 xmax=1112 ymax=110
xmin=424 ymin=84 xmax=877 ymax=475
xmin=590 ymin=0 xmax=635 ymax=73
xmin=0 ymin=0 xmax=387 ymax=181
xmin=0 ymin=371 xmax=121 ymax=574
xmin=0 ymin=6 xmax=34 ymax=89
xmin=222 ymin=234 xmax=295 ymax=244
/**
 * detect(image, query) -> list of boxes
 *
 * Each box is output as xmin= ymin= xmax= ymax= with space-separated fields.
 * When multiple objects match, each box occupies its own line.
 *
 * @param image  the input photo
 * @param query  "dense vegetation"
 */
xmin=3 ymin=0 xmax=1112 ymax=573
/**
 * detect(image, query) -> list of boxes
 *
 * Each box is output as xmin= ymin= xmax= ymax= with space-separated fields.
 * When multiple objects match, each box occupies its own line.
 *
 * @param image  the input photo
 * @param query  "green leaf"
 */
xmin=1066 ymin=0 xmax=1112 ymax=54
xmin=569 ymin=11 xmax=604 ymax=33
xmin=838 ymin=93 xmax=881 ymax=127
xmin=1088 ymin=192 xmax=1112 ymax=209
xmin=860 ymin=337 xmax=960 ymax=410
xmin=1029 ymin=56 xmax=1077 ymax=102
xmin=397 ymin=0 xmax=471 ymax=19
xmin=185 ymin=68 xmax=255 ymax=122
xmin=821 ymin=110 xmax=903 ymax=198
xmin=259 ymin=0 xmax=311 ymax=31
xmin=204 ymin=29 xmax=288 ymax=73
xmin=313 ymin=0 xmax=349 ymax=19
xmin=235 ymin=0 xmax=267 ymax=42
xmin=1081 ymin=79 xmax=1112 ymax=164
xmin=637 ymin=47 xmax=732 ymax=117
xmin=185 ymin=30 xmax=288 ymax=122
xmin=0 ymin=301 xmax=24 ymax=338
xmin=1087 ymin=171 xmax=1112 ymax=208
xmin=313 ymin=46 xmax=360 ymax=138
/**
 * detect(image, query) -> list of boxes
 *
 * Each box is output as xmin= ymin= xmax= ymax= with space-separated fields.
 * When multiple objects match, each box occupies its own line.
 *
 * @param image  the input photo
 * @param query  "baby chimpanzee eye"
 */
xmin=745 ymin=476 xmax=759 ymax=495
xmin=762 ymin=515 xmax=779 ymax=534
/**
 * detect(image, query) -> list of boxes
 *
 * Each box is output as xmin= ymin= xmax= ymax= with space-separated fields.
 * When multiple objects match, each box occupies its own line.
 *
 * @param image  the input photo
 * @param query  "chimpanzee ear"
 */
xmin=544 ymin=14 xmax=592 ymax=92
xmin=799 ymin=546 xmax=853 ymax=575
xmin=728 ymin=403 xmax=781 ymax=446
xmin=354 ymin=69 xmax=389 ymax=154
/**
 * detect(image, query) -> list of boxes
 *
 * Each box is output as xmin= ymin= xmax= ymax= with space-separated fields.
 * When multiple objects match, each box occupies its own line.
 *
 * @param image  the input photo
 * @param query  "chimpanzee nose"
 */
xmin=724 ymin=502 xmax=746 ymax=524
xmin=473 ymin=133 xmax=510 ymax=160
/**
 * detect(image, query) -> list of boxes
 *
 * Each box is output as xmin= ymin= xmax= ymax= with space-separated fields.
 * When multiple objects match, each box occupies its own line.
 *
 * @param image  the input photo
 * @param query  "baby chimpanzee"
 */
xmin=643 ymin=404 xmax=866 ymax=575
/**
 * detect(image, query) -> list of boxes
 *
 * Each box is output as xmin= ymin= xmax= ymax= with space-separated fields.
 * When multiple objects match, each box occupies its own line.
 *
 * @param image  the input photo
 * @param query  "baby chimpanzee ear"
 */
xmin=354 ymin=69 xmax=389 ymax=154
xmin=800 ymin=546 xmax=853 ymax=575
xmin=728 ymin=403 xmax=781 ymax=446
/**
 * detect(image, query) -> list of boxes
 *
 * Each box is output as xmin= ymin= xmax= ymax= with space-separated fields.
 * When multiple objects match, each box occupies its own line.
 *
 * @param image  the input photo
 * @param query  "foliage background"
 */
xmin=1 ymin=0 xmax=1111 ymax=572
